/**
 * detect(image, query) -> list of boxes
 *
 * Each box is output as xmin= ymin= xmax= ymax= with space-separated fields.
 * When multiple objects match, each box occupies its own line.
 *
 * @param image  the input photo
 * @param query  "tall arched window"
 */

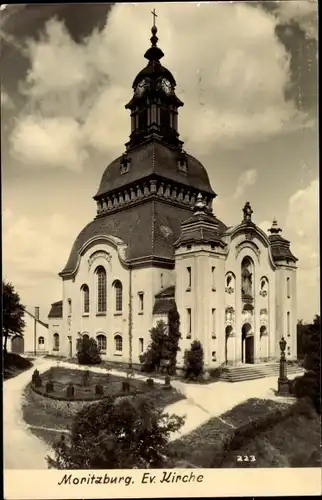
xmin=53 ymin=333 xmax=60 ymax=351
xmin=81 ymin=284 xmax=90 ymax=314
xmin=97 ymin=334 xmax=107 ymax=352
xmin=96 ymin=266 xmax=107 ymax=313
xmin=114 ymin=280 xmax=123 ymax=312
xmin=114 ymin=334 xmax=123 ymax=353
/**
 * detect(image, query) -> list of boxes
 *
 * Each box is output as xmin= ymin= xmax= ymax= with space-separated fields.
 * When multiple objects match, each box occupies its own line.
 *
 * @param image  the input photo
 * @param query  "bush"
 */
xmin=146 ymin=378 xmax=154 ymax=388
xmin=183 ymin=340 xmax=204 ymax=380
xmin=66 ymin=383 xmax=75 ymax=399
xmin=32 ymin=370 xmax=42 ymax=388
xmin=294 ymin=373 xmax=320 ymax=412
xmin=45 ymin=380 xmax=54 ymax=393
xmin=82 ymin=369 xmax=91 ymax=387
xmin=77 ymin=337 xmax=101 ymax=365
xmin=95 ymin=384 xmax=104 ymax=396
xmin=122 ymin=381 xmax=130 ymax=393
xmin=48 ymin=394 xmax=185 ymax=469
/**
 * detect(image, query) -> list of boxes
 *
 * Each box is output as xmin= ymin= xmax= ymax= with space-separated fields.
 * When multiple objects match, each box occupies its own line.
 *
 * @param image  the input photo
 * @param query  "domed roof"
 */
xmin=94 ymin=140 xmax=215 ymax=199
xmin=133 ymin=62 xmax=176 ymax=89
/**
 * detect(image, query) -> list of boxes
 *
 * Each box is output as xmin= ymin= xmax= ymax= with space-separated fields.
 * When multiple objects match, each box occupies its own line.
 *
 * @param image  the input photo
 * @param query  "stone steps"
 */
xmin=219 ymin=363 xmax=301 ymax=382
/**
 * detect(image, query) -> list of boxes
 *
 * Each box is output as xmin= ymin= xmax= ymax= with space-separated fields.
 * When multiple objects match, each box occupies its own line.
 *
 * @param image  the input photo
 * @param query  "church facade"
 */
xmin=47 ymin=23 xmax=298 ymax=368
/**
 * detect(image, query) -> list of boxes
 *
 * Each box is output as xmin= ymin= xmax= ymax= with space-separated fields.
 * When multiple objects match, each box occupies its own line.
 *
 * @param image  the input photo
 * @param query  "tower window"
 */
xmin=212 ymin=308 xmax=216 ymax=338
xmin=160 ymin=273 xmax=164 ymax=289
xmin=38 ymin=336 xmax=45 ymax=348
xmin=138 ymin=109 xmax=148 ymax=130
xmin=53 ymin=333 xmax=60 ymax=351
xmin=186 ymin=308 xmax=192 ymax=337
xmin=186 ymin=266 xmax=192 ymax=291
xmin=138 ymin=292 xmax=144 ymax=313
xmin=139 ymin=338 xmax=144 ymax=354
xmin=287 ymin=277 xmax=290 ymax=299
xmin=160 ymin=108 xmax=170 ymax=129
xmin=212 ymin=267 xmax=216 ymax=290
xmin=287 ymin=311 xmax=290 ymax=336
xmin=120 ymin=155 xmax=131 ymax=175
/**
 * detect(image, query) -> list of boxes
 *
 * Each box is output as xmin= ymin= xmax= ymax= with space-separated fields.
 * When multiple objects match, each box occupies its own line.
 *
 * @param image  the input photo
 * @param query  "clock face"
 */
xmin=135 ymin=79 xmax=148 ymax=96
xmin=160 ymin=78 xmax=172 ymax=94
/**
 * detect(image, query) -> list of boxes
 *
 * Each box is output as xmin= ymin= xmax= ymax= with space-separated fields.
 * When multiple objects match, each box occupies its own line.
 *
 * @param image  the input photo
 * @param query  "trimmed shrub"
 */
xmin=76 ymin=337 xmax=101 ymax=365
xmin=82 ymin=369 xmax=91 ymax=387
xmin=95 ymin=384 xmax=104 ymax=396
xmin=122 ymin=381 xmax=130 ymax=393
xmin=66 ymin=383 xmax=75 ymax=399
xmin=183 ymin=340 xmax=204 ymax=380
xmin=45 ymin=380 xmax=54 ymax=393
xmin=146 ymin=377 xmax=154 ymax=388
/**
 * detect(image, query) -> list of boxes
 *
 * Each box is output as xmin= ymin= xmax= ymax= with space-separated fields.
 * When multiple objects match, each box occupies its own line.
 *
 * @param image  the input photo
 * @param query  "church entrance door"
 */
xmin=241 ymin=323 xmax=254 ymax=364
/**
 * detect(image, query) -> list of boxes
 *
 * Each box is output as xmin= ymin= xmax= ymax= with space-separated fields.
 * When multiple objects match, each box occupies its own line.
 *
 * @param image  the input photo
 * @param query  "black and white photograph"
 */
xmin=2 ymin=1 xmax=320 ymax=498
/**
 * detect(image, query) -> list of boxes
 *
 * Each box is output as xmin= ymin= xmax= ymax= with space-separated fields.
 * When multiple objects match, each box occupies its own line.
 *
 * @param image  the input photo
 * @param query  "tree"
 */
xmin=139 ymin=320 xmax=168 ymax=373
xmin=294 ymin=314 xmax=320 ymax=413
xmin=183 ymin=340 xmax=204 ymax=380
xmin=166 ymin=305 xmax=181 ymax=375
xmin=2 ymin=281 xmax=25 ymax=353
xmin=76 ymin=336 xmax=101 ymax=365
xmin=48 ymin=394 xmax=185 ymax=469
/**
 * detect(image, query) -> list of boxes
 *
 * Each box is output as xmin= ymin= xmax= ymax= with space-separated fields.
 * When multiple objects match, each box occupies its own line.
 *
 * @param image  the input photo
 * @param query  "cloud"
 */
xmin=2 ymin=210 xmax=80 ymax=313
xmin=232 ymin=169 xmax=257 ymax=199
xmin=276 ymin=0 xmax=317 ymax=40
xmin=1 ymin=86 xmax=14 ymax=109
xmin=259 ymin=179 xmax=319 ymax=322
xmin=9 ymin=2 xmax=310 ymax=171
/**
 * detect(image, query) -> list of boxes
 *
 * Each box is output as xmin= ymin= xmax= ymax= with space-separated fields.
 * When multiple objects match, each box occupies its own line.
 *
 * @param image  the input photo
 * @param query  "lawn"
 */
xmin=4 ymin=352 xmax=34 ymax=380
xmin=170 ymin=398 xmax=321 ymax=468
xmin=22 ymin=366 xmax=185 ymax=447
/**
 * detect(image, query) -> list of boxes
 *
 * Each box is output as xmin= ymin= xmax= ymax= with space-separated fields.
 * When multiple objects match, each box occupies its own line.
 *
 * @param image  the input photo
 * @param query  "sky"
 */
xmin=1 ymin=1 xmax=319 ymax=322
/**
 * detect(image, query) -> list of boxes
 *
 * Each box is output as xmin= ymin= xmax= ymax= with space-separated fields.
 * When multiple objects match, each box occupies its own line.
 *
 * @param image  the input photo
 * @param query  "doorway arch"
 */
xmin=241 ymin=323 xmax=254 ymax=364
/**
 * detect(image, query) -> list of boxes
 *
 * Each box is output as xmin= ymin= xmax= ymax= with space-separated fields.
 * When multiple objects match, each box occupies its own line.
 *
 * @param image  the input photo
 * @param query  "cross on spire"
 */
xmin=151 ymin=8 xmax=158 ymax=27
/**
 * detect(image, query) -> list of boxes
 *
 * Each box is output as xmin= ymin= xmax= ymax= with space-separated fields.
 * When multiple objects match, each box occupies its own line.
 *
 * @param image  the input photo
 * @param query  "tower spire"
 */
xmin=144 ymin=9 xmax=164 ymax=62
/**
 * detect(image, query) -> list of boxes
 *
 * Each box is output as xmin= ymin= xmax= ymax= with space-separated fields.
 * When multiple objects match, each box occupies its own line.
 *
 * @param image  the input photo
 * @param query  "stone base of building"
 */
xmin=277 ymin=378 xmax=290 ymax=396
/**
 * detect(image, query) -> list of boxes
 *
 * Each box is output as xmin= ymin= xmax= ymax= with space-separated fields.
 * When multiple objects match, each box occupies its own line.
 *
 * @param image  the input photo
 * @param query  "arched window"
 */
xmin=97 ymin=334 xmax=107 ymax=352
xmin=38 ymin=336 xmax=45 ymax=349
xmin=139 ymin=338 xmax=144 ymax=353
xmin=96 ymin=266 xmax=107 ymax=313
xmin=114 ymin=280 xmax=123 ymax=312
xmin=114 ymin=334 xmax=123 ymax=353
xmin=53 ymin=333 xmax=60 ymax=351
xmin=81 ymin=284 xmax=90 ymax=314
xmin=82 ymin=333 xmax=89 ymax=342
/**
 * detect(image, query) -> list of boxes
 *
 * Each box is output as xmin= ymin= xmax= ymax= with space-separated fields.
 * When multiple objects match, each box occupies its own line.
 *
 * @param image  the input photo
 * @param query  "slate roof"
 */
xmin=48 ymin=300 xmax=63 ymax=318
xmin=94 ymin=140 xmax=215 ymax=199
xmin=153 ymin=285 xmax=176 ymax=315
xmin=60 ymin=200 xmax=227 ymax=276
xmin=268 ymin=234 xmax=298 ymax=263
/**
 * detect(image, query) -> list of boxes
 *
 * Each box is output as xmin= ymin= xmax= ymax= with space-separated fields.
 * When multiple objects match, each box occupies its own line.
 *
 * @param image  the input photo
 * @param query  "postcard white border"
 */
xmin=4 ymin=468 xmax=322 ymax=499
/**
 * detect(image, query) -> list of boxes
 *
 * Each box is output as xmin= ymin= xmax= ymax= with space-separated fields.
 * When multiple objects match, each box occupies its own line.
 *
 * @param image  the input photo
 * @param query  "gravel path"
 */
xmin=4 ymin=357 xmax=303 ymax=469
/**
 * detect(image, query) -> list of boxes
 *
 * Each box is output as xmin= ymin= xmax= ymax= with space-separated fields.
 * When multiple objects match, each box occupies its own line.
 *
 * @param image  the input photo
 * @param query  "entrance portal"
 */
xmin=241 ymin=323 xmax=254 ymax=364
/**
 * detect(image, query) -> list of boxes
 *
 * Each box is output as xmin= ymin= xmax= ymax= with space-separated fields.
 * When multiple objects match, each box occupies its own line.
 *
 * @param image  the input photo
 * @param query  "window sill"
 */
xmin=138 ymin=311 xmax=144 ymax=315
xmin=114 ymin=312 xmax=123 ymax=316
xmin=186 ymin=334 xmax=192 ymax=339
xmin=100 ymin=350 xmax=107 ymax=354
xmin=186 ymin=287 xmax=191 ymax=292
xmin=114 ymin=352 xmax=123 ymax=357
xmin=96 ymin=312 xmax=107 ymax=317
xmin=212 ymin=287 xmax=216 ymax=292
xmin=52 ymin=348 xmax=60 ymax=352
xmin=82 ymin=313 xmax=89 ymax=317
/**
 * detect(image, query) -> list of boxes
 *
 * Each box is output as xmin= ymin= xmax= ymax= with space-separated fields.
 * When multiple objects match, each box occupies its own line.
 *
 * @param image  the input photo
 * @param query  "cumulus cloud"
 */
xmin=232 ymin=168 xmax=257 ymax=199
xmin=259 ymin=179 xmax=319 ymax=322
xmin=9 ymin=2 xmax=310 ymax=171
xmin=2 ymin=210 xmax=79 ymax=312
xmin=276 ymin=0 xmax=317 ymax=40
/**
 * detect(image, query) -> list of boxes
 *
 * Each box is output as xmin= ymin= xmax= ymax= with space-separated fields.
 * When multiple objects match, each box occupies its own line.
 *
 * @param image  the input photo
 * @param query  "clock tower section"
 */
xmin=125 ymin=24 xmax=184 ymax=150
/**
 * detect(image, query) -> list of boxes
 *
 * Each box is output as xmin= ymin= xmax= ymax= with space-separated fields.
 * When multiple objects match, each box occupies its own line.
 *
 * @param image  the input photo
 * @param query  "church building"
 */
xmin=47 ymin=22 xmax=298 ymax=368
